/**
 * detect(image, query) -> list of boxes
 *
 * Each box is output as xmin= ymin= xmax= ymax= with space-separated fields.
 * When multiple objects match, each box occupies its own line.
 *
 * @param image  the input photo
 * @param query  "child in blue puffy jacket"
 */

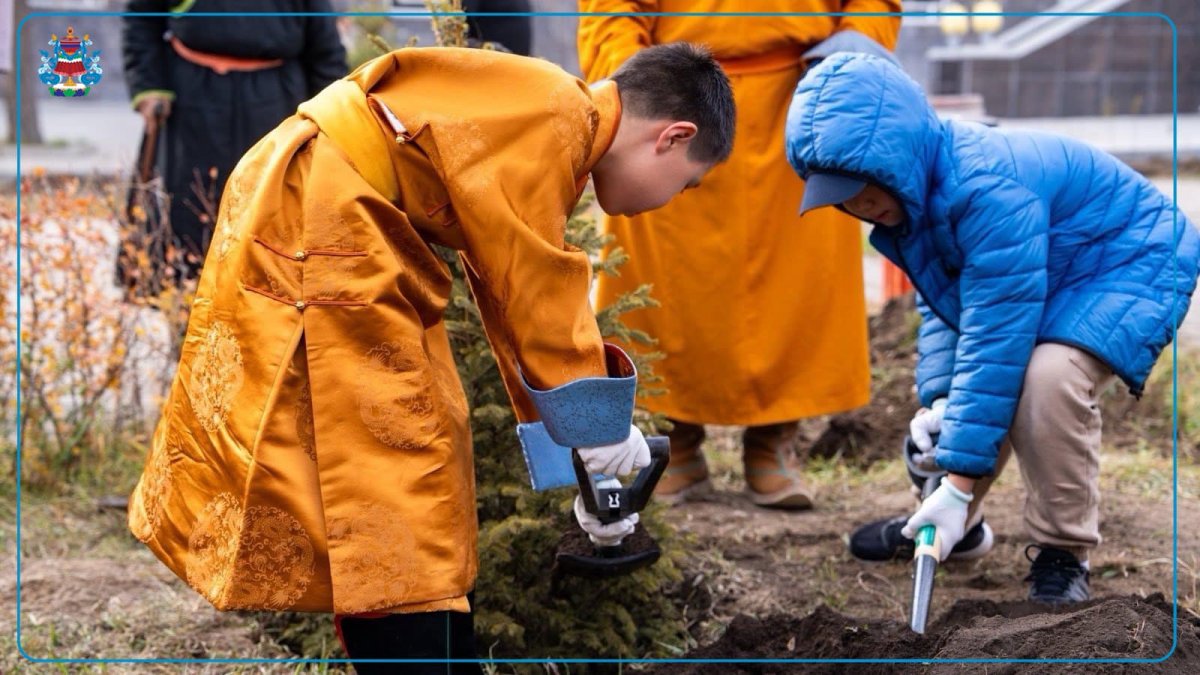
xmin=785 ymin=53 xmax=1200 ymax=603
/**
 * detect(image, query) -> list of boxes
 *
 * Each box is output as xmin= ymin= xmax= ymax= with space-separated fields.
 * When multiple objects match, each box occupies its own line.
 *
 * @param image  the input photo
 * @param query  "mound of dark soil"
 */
xmin=649 ymin=594 xmax=1200 ymax=674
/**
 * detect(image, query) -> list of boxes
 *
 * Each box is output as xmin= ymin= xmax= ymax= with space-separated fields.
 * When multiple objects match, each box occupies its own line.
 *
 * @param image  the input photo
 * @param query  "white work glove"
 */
xmin=910 ymin=397 xmax=948 ymax=456
xmin=576 ymin=425 xmax=651 ymax=478
xmin=574 ymin=488 xmax=639 ymax=548
xmin=901 ymin=480 xmax=973 ymax=561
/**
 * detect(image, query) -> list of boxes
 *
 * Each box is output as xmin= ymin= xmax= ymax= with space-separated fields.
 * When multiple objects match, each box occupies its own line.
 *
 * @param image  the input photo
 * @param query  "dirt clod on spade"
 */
xmin=554 ymin=522 xmax=658 ymax=560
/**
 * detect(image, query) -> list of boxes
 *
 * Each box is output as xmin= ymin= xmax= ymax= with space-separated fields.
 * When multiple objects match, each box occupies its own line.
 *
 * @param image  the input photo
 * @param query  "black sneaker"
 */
xmin=848 ymin=515 xmax=994 ymax=562
xmin=1025 ymin=545 xmax=1090 ymax=604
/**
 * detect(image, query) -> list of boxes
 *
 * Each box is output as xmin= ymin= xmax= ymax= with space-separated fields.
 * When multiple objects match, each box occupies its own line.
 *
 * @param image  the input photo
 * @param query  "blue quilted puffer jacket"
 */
xmin=785 ymin=54 xmax=1200 ymax=476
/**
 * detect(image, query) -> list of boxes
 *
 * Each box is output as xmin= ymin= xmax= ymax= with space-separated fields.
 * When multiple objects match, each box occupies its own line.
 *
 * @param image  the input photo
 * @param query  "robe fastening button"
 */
xmin=294 ymin=250 xmax=307 ymax=260
xmin=295 ymin=300 xmax=306 ymax=310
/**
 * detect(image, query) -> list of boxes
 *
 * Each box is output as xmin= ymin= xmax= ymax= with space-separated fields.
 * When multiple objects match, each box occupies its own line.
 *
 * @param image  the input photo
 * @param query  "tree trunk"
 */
xmin=1 ymin=71 xmax=13 ymax=144
xmin=4 ymin=0 xmax=43 ymax=144
xmin=2 ymin=0 xmax=15 ymax=143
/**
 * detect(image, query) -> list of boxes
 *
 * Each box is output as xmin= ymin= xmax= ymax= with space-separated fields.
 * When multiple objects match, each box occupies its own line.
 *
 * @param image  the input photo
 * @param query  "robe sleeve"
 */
xmin=453 ymin=77 xmax=635 ymax=451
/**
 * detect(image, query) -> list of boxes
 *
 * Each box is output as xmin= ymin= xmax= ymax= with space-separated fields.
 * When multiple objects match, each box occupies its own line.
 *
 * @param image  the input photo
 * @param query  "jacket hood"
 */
xmin=785 ymin=53 xmax=942 ymax=229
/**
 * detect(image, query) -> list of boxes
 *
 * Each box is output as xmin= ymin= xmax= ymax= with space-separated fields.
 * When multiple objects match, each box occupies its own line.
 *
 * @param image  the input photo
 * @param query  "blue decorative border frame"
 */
xmin=14 ymin=6 xmax=1185 ymax=667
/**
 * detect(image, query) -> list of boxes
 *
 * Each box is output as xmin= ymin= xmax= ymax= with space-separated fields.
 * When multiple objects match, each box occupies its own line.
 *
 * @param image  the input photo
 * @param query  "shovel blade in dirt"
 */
xmin=910 ymin=524 xmax=939 ymax=634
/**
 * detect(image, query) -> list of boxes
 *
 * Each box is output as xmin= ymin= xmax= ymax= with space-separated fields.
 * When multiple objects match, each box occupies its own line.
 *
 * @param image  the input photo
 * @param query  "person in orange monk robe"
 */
xmin=126 ymin=44 xmax=734 ymax=672
xmin=579 ymin=1 xmax=900 ymax=509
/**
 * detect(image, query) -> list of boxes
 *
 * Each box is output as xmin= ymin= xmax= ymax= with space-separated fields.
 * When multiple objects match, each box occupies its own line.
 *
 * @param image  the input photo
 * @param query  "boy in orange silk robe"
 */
xmin=127 ymin=44 xmax=734 ymax=669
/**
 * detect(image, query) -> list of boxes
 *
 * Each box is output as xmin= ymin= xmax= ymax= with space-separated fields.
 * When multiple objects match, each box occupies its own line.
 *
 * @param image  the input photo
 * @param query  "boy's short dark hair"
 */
xmin=611 ymin=42 xmax=735 ymax=164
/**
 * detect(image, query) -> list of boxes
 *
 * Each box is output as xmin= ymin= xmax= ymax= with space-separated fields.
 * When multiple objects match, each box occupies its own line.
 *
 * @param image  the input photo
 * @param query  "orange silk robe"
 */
xmin=128 ymin=48 xmax=621 ymax=615
xmin=580 ymin=1 xmax=900 ymax=425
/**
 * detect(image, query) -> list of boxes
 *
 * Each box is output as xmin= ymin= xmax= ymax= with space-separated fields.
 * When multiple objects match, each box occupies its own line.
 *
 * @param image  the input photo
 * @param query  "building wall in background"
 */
xmin=931 ymin=0 xmax=1199 ymax=117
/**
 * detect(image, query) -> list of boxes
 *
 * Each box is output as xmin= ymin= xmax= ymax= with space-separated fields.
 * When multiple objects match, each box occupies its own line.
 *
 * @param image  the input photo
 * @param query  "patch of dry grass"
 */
xmin=0 ymin=484 xmax=353 ymax=673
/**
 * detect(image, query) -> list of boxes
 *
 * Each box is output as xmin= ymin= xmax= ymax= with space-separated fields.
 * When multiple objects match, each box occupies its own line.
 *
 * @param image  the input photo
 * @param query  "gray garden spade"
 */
xmin=554 ymin=435 xmax=670 ymax=578
xmin=905 ymin=434 xmax=947 ymax=634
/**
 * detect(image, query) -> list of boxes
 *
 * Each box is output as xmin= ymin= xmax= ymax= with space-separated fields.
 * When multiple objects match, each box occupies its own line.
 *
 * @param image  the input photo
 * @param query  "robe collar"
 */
xmin=577 ymin=79 xmax=622 ymax=196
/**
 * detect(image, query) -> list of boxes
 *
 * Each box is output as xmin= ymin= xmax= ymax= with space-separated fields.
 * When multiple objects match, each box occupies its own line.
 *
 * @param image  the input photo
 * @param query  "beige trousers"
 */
xmin=964 ymin=343 xmax=1116 ymax=561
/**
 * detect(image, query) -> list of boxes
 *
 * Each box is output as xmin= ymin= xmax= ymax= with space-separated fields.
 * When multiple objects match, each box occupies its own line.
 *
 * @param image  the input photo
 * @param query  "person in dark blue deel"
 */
xmin=122 ymin=0 xmax=347 ymax=280
xmin=785 ymin=53 xmax=1200 ymax=604
xmin=463 ymin=0 xmax=532 ymax=56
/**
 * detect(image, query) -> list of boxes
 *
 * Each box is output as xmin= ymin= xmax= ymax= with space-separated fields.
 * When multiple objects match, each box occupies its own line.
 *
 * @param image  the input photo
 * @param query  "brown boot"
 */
xmin=743 ymin=421 xmax=814 ymax=510
xmin=654 ymin=419 xmax=711 ymax=504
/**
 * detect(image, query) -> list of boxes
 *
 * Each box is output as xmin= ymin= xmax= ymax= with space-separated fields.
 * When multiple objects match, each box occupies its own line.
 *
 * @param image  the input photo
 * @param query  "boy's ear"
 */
xmin=655 ymin=121 xmax=699 ymax=154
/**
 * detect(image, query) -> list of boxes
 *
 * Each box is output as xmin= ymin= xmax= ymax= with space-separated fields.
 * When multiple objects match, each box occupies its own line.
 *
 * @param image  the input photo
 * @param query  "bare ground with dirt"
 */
xmin=664 ymin=438 xmax=1199 ymax=636
xmin=654 ymin=445 xmax=1199 ymax=671
xmin=0 ymin=495 xmax=323 ymax=673
xmin=3 ymin=296 xmax=1197 ymax=672
xmin=656 ymin=295 xmax=1200 ymax=672
xmin=650 ymin=594 xmax=1200 ymax=674
xmin=3 ymin=434 xmax=1196 ymax=672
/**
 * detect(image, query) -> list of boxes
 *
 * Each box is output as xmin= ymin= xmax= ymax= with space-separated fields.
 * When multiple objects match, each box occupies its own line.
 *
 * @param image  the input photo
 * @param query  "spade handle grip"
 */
xmin=573 ymin=436 xmax=670 ymax=524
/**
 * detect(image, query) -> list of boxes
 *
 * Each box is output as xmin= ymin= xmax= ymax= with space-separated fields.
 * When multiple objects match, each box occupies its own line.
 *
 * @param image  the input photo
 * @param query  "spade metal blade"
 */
xmin=910 ymin=524 xmax=940 ymax=634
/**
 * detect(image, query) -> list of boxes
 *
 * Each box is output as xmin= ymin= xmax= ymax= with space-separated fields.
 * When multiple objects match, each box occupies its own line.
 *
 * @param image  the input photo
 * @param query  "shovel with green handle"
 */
xmin=905 ymin=434 xmax=946 ymax=634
